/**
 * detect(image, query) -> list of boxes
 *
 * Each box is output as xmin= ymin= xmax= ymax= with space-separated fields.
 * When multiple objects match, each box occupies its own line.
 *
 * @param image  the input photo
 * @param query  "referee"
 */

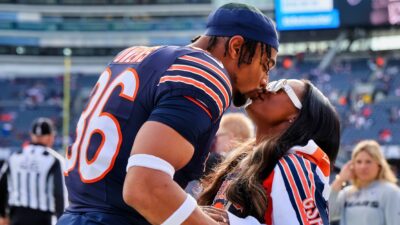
xmin=0 ymin=117 xmax=66 ymax=225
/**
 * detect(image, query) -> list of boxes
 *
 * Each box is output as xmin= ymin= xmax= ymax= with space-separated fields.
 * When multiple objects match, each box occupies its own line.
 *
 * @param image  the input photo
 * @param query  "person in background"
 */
xmin=186 ymin=113 xmax=254 ymax=199
xmin=214 ymin=113 xmax=254 ymax=156
xmin=207 ymin=113 xmax=254 ymax=174
xmin=329 ymin=140 xmax=400 ymax=225
xmin=0 ymin=117 xmax=66 ymax=225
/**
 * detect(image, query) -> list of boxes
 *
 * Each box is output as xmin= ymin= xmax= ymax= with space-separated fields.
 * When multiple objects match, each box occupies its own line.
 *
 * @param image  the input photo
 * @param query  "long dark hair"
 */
xmin=198 ymin=80 xmax=341 ymax=221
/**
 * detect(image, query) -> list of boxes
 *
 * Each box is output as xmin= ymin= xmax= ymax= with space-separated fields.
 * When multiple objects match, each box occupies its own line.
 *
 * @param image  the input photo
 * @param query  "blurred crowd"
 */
xmin=1 ymin=54 xmax=400 ymax=149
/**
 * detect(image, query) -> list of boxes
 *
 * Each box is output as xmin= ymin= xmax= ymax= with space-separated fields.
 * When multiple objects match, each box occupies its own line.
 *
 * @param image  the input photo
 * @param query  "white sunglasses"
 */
xmin=266 ymin=79 xmax=302 ymax=109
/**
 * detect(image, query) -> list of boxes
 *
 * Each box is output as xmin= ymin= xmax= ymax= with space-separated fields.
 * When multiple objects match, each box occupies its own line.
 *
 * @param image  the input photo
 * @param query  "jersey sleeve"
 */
xmin=155 ymin=51 xmax=232 ymax=121
xmin=269 ymin=155 xmax=329 ymax=225
xmin=148 ymin=95 xmax=214 ymax=147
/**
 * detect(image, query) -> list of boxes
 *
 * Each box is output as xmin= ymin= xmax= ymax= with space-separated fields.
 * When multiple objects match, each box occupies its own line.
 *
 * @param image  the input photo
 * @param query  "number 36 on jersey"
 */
xmin=64 ymin=67 xmax=139 ymax=183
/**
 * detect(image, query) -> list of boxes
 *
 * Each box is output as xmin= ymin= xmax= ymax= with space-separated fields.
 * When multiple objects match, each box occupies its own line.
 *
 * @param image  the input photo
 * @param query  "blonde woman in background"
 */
xmin=330 ymin=140 xmax=400 ymax=225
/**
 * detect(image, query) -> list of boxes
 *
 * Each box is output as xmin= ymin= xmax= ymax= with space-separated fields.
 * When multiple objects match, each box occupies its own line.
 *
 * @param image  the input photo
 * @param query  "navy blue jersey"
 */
xmin=63 ymin=46 xmax=232 ymax=224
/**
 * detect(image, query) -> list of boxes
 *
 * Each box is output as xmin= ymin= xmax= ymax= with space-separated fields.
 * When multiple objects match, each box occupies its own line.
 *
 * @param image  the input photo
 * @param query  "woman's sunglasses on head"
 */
xmin=266 ymin=79 xmax=302 ymax=109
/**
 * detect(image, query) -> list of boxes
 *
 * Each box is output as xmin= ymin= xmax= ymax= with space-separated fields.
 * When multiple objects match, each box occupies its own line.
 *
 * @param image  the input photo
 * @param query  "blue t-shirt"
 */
xmin=63 ymin=46 xmax=232 ymax=224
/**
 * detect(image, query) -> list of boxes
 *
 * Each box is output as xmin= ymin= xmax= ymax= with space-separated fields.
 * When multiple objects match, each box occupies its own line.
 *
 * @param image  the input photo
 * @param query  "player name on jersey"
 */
xmin=113 ymin=46 xmax=161 ymax=64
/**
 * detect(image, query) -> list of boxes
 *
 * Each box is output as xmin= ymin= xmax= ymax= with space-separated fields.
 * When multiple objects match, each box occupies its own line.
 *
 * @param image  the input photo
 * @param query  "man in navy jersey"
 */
xmin=57 ymin=3 xmax=279 ymax=225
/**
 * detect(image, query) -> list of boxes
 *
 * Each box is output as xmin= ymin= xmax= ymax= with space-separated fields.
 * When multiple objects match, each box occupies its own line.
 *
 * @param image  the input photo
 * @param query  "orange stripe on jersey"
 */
xmin=179 ymin=55 xmax=232 ymax=93
xmin=263 ymin=170 xmax=275 ymax=225
xmin=159 ymin=76 xmax=223 ymax=116
xmin=295 ymin=148 xmax=330 ymax=177
xmin=280 ymin=158 xmax=310 ymax=225
xmin=288 ymin=155 xmax=312 ymax=198
xmin=168 ymin=64 xmax=230 ymax=108
xmin=184 ymin=96 xmax=212 ymax=119
xmin=214 ymin=202 xmax=225 ymax=209
xmin=304 ymin=160 xmax=316 ymax=201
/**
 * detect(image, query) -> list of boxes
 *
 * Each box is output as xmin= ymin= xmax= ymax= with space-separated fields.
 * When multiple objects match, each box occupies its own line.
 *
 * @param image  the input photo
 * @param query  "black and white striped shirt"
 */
xmin=0 ymin=144 xmax=66 ymax=218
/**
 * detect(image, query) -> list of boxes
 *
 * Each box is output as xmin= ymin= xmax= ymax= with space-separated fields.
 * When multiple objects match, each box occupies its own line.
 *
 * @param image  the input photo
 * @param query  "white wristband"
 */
xmin=126 ymin=154 xmax=175 ymax=178
xmin=161 ymin=194 xmax=197 ymax=225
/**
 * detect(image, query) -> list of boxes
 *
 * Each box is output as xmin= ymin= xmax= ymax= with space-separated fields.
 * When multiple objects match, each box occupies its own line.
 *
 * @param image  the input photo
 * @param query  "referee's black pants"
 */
xmin=10 ymin=207 xmax=52 ymax=225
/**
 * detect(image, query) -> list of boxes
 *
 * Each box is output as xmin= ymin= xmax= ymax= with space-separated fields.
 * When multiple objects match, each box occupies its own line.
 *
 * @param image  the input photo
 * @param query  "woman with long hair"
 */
xmin=199 ymin=79 xmax=341 ymax=225
xmin=329 ymin=140 xmax=400 ymax=225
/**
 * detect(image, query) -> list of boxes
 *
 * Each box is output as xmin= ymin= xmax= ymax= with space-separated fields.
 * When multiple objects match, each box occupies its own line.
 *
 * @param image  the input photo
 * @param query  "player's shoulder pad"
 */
xmin=158 ymin=50 xmax=232 ymax=119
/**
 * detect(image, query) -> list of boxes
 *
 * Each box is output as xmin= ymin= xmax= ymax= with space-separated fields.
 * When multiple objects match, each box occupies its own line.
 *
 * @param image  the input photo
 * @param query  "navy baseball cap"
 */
xmin=205 ymin=3 xmax=279 ymax=51
xmin=31 ymin=117 xmax=55 ymax=136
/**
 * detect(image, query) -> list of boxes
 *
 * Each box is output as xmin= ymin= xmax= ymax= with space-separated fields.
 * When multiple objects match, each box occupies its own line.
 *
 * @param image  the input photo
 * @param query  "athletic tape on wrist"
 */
xmin=161 ymin=194 xmax=197 ymax=225
xmin=126 ymin=154 xmax=175 ymax=178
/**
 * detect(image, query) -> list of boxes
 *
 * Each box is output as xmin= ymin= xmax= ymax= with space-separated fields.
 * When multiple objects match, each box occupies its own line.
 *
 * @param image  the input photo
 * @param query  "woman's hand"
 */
xmin=338 ymin=161 xmax=354 ymax=182
xmin=331 ymin=161 xmax=354 ymax=192
xmin=200 ymin=206 xmax=230 ymax=225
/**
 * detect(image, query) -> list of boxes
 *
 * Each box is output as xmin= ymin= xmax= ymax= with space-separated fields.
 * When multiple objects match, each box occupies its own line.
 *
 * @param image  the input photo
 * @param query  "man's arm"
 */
xmin=124 ymin=49 xmax=231 ymax=224
xmin=123 ymin=121 xmax=219 ymax=225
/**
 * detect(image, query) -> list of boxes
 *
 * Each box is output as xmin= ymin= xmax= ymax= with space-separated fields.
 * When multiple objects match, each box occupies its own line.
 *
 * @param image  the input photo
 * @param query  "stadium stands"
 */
xmin=0 ymin=54 xmax=399 ymax=151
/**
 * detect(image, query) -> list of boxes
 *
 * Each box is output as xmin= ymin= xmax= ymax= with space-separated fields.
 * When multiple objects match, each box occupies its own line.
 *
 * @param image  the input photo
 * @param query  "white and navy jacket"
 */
xmin=213 ymin=140 xmax=331 ymax=225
